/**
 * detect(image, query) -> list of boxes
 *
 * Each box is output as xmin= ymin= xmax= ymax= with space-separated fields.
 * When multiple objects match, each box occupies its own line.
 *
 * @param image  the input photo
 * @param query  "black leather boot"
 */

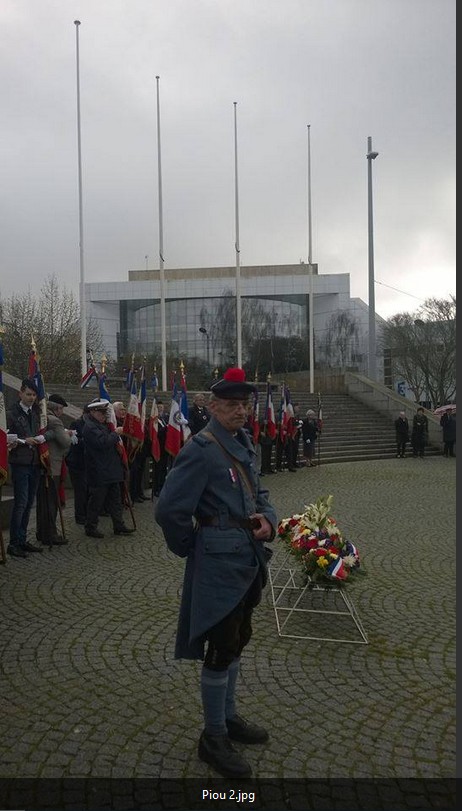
xmin=226 ymin=714 xmax=269 ymax=744
xmin=198 ymin=731 xmax=252 ymax=777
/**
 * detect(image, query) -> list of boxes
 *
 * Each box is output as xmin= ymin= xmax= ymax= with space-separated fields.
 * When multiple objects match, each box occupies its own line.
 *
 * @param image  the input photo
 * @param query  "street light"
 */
xmin=367 ymin=136 xmax=379 ymax=381
xmin=199 ymin=326 xmax=210 ymax=369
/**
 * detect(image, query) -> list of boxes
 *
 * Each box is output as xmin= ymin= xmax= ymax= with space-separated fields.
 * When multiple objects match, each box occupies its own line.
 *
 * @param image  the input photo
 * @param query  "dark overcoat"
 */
xmin=440 ymin=413 xmax=456 ymax=442
xmin=155 ymin=415 xmax=277 ymax=660
xmin=394 ymin=417 xmax=410 ymax=441
xmin=82 ymin=415 xmax=125 ymax=487
xmin=188 ymin=404 xmax=211 ymax=435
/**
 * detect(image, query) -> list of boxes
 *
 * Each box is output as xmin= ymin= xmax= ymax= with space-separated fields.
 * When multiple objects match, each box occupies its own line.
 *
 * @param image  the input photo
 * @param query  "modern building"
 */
xmin=85 ymin=264 xmax=386 ymax=378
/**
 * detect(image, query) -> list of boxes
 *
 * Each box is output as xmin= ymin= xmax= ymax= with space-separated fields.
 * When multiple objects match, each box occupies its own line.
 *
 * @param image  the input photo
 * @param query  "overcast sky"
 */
xmin=1 ymin=0 xmax=456 ymax=319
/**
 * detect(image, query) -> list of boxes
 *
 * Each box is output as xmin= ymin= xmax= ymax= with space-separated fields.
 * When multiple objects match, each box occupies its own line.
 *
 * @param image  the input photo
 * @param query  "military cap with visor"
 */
xmin=87 ymin=398 xmax=110 ymax=412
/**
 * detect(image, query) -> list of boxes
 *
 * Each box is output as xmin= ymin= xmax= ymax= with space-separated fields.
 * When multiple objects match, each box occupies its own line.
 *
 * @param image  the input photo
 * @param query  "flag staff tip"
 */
xmin=156 ymin=75 xmax=160 ymax=79
xmin=74 ymin=20 xmax=81 ymax=25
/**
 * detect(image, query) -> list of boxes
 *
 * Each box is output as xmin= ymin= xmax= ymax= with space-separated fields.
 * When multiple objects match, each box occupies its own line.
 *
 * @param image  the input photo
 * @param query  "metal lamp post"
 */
xmin=199 ymin=326 xmax=210 ymax=369
xmin=367 ymin=136 xmax=379 ymax=381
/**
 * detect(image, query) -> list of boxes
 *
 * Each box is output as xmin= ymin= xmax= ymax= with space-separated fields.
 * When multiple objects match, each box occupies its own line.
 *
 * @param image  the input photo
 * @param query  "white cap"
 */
xmin=87 ymin=399 xmax=110 ymax=411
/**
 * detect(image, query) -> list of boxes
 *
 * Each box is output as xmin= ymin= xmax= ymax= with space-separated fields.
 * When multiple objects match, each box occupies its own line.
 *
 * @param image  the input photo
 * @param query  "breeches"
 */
xmin=204 ymin=575 xmax=262 ymax=671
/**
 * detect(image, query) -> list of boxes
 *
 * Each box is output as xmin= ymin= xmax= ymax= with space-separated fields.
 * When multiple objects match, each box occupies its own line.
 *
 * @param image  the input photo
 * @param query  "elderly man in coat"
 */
xmin=35 ymin=393 xmax=73 ymax=546
xmin=82 ymin=399 xmax=135 ymax=539
xmin=156 ymin=368 xmax=277 ymax=779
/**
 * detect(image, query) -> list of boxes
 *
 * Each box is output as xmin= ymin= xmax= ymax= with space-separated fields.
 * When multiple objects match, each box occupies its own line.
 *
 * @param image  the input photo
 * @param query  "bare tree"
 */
xmin=0 ymin=274 xmax=103 ymax=383
xmin=380 ymin=296 xmax=456 ymax=407
xmin=319 ymin=310 xmax=360 ymax=369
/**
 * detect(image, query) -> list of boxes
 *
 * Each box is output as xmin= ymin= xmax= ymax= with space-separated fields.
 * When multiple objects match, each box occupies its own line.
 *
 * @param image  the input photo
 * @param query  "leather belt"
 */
xmin=197 ymin=516 xmax=256 ymax=530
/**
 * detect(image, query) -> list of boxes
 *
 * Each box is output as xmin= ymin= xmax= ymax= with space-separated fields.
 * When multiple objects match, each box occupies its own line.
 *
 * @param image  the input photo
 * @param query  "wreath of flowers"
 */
xmin=277 ymin=495 xmax=361 ymax=582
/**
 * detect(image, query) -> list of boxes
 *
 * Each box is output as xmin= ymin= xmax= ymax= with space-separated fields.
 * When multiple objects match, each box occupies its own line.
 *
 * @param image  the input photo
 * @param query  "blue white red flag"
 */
xmin=251 ymin=389 xmax=260 ymax=444
xmin=317 ymin=392 xmax=323 ymax=432
xmin=326 ymin=556 xmax=348 ymax=581
xmin=80 ymin=365 xmax=97 ymax=389
xmin=179 ymin=369 xmax=191 ymax=443
xmin=285 ymin=387 xmax=296 ymax=439
xmin=165 ymin=381 xmax=182 ymax=457
xmin=28 ymin=346 xmax=46 ymax=405
xmin=345 ymin=540 xmax=360 ymax=565
xmin=98 ymin=373 xmax=111 ymax=402
xmin=165 ymin=377 xmax=190 ymax=457
xmin=148 ymin=397 xmax=161 ymax=462
xmin=0 ymin=336 xmax=8 ymax=486
xmin=28 ymin=342 xmax=50 ymax=472
xmin=123 ymin=376 xmax=144 ymax=457
xmin=265 ymin=383 xmax=277 ymax=439
xmin=278 ymin=384 xmax=291 ymax=442
xmin=137 ymin=365 xmax=147 ymax=433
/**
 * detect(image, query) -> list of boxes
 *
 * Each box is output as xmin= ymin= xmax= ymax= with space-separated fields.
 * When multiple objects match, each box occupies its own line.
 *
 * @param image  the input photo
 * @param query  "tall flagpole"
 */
xmin=307 ymin=124 xmax=314 ymax=394
xmin=367 ymin=136 xmax=379 ymax=381
xmin=234 ymin=102 xmax=242 ymax=368
xmin=74 ymin=20 xmax=86 ymax=377
xmin=156 ymin=76 xmax=167 ymax=391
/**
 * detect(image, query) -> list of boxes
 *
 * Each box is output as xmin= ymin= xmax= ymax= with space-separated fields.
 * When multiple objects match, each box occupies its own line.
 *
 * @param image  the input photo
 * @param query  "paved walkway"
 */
xmin=0 ymin=456 xmax=456 ymax=809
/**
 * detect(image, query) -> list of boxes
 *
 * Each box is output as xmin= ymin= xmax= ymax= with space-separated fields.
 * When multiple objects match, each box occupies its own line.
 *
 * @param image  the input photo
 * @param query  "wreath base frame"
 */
xmin=268 ymin=549 xmax=368 ymax=645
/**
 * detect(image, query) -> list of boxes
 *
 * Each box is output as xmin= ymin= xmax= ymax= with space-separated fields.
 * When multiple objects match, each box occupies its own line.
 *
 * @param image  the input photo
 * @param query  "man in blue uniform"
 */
xmin=156 ymin=368 xmax=277 ymax=778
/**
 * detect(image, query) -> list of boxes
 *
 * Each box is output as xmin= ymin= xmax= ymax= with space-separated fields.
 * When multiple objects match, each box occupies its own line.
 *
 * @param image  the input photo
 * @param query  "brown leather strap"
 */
xmin=202 ymin=430 xmax=256 ymax=498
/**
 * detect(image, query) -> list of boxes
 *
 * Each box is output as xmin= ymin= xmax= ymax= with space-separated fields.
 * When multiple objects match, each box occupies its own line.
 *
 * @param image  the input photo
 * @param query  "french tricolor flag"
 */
xmin=80 ymin=365 xmax=97 ymax=389
xmin=137 ymin=365 xmax=147 ymax=434
xmin=326 ymin=557 xmax=348 ymax=580
xmin=345 ymin=540 xmax=360 ymax=564
xmin=149 ymin=398 xmax=161 ymax=462
xmin=265 ymin=383 xmax=277 ymax=439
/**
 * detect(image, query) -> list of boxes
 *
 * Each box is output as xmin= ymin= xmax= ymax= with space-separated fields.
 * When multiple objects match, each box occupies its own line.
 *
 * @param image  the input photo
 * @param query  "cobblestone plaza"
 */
xmin=0 ymin=456 xmax=456 ymax=807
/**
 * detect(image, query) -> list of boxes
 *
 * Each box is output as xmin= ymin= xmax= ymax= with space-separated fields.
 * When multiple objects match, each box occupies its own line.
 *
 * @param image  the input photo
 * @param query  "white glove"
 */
xmin=70 ymin=433 xmax=79 ymax=445
xmin=34 ymin=435 xmax=46 ymax=444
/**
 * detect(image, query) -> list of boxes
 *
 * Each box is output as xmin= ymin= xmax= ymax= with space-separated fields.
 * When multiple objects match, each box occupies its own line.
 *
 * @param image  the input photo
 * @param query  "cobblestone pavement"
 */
xmin=0 ymin=456 xmax=456 ymax=795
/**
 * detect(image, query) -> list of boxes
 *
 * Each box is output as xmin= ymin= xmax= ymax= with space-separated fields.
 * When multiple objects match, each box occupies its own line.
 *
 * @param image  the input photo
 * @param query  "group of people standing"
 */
xmin=253 ymin=405 xmax=320 ymax=475
xmin=5 ymin=379 xmax=138 ymax=558
xmin=394 ymin=406 xmax=456 ymax=458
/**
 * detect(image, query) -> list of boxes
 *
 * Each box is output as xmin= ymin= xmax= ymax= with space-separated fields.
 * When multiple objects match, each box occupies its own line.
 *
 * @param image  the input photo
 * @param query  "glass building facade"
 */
xmin=118 ymin=293 xmax=309 ymax=365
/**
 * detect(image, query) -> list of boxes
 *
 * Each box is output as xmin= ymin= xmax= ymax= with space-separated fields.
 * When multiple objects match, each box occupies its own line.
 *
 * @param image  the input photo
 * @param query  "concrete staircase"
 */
xmin=45 ymin=384 xmax=442 ymax=465
xmin=4 ymin=375 xmax=443 ymax=466
xmin=286 ymin=393 xmax=440 ymax=465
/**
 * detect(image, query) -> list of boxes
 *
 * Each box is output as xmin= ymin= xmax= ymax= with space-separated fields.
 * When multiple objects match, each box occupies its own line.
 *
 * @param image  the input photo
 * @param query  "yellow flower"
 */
xmin=317 ymin=557 xmax=329 ymax=568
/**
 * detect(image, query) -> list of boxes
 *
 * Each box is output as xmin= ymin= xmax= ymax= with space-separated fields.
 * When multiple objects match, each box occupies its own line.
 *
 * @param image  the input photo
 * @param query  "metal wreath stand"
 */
xmin=268 ymin=547 xmax=368 ymax=645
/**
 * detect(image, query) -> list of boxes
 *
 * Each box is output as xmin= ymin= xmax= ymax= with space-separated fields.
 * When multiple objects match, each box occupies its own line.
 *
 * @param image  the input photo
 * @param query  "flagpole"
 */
xmin=74 ymin=21 xmax=87 ymax=378
xmin=234 ymin=102 xmax=242 ymax=367
xmin=156 ymin=76 xmax=167 ymax=392
xmin=307 ymin=124 xmax=314 ymax=395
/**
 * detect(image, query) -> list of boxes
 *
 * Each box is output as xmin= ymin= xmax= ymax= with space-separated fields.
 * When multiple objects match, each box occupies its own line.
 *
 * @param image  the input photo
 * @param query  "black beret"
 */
xmin=48 ymin=394 xmax=68 ymax=407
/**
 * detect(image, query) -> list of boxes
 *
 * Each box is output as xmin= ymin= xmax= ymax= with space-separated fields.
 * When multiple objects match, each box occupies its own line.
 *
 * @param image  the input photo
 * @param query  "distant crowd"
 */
xmin=3 ymin=381 xmax=320 ymax=560
xmin=3 ymin=376 xmax=455 ymax=562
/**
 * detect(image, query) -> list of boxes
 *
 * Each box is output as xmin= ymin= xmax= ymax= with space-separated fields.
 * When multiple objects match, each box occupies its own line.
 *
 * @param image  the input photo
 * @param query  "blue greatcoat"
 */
xmin=155 ymin=415 xmax=277 ymax=660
